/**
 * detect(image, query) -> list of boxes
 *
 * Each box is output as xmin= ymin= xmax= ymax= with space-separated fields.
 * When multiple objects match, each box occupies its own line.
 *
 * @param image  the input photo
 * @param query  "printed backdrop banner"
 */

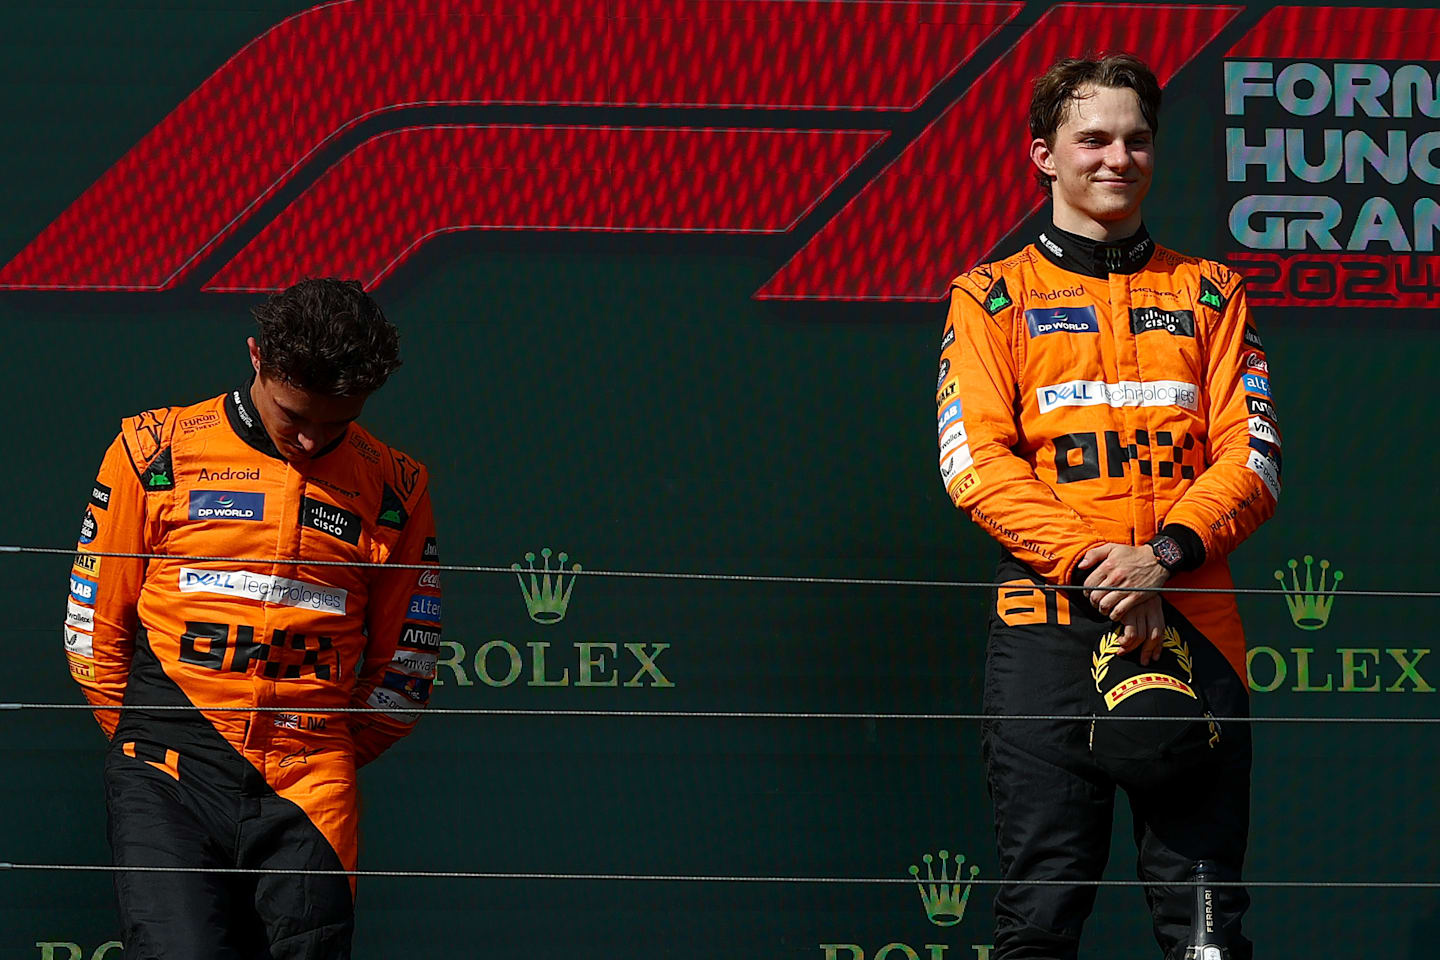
xmin=2 ymin=1 xmax=1437 ymax=957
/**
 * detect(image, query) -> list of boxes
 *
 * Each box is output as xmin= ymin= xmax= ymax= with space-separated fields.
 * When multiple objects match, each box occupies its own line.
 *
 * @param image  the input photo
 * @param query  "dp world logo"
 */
xmin=821 ymin=847 xmax=992 ymax=959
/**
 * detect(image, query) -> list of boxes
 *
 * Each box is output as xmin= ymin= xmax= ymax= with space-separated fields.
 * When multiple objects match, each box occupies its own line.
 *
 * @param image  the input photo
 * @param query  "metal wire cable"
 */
xmin=1 ymin=862 xmax=1436 ymax=887
xmin=4 ymin=544 xmax=1408 ymax=598
xmin=5 ymin=703 xmax=1438 ymax=723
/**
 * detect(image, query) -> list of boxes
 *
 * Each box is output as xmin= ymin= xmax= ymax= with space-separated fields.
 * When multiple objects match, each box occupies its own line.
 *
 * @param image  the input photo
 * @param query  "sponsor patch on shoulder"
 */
xmin=89 ymin=482 xmax=112 ymax=510
xmin=983 ymin=278 xmax=1012 ymax=315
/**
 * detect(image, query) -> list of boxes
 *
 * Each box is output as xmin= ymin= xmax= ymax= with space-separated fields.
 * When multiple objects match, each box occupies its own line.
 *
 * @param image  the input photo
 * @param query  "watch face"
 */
xmin=1154 ymin=537 xmax=1184 ymax=568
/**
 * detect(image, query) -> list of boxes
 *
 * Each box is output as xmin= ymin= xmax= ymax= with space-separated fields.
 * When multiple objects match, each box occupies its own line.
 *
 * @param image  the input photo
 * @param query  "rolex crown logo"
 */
xmin=1274 ymin=555 xmax=1343 ymax=630
xmin=512 ymin=547 xmax=582 ymax=624
xmin=909 ymin=849 xmax=980 ymax=927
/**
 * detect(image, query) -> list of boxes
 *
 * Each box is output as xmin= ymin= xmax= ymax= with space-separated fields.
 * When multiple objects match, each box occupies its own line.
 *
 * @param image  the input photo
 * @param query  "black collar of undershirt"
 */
xmin=224 ymin=376 xmax=347 ymax=462
xmin=1034 ymin=222 xmax=1155 ymax=278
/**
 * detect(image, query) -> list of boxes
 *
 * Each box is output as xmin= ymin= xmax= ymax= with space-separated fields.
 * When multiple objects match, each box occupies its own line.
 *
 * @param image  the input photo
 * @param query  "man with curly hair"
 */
xmin=65 ymin=278 xmax=442 ymax=959
xmin=935 ymin=56 xmax=1279 ymax=958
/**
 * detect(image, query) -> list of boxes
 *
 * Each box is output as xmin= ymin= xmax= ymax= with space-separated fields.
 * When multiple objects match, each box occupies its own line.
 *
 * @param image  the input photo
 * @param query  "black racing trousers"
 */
xmin=103 ymin=731 xmax=354 ymax=960
xmin=982 ymin=555 xmax=1253 ymax=960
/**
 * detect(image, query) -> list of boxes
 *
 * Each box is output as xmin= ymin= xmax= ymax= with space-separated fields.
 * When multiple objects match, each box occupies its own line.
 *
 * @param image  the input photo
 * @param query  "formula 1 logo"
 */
xmin=0 ymin=1 xmax=1242 ymax=300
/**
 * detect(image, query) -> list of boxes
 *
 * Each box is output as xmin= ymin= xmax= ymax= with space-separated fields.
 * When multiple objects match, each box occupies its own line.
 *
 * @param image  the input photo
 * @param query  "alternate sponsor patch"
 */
xmin=72 ymin=552 xmax=100 ymax=576
xmin=1103 ymin=672 xmax=1198 ymax=710
xmin=939 ymin=422 xmax=968 ymax=456
xmin=422 ymin=538 xmax=440 ymax=563
xmin=179 ymin=411 xmax=222 ymax=433
xmin=349 ymin=432 xmax=381 ymax=463
xmin=177 ymin=568 xmax=347 ymax=613
xmin=1247 ymin=449 xmax=1282 ymax=500
xmin=1243 ymin=352 xmax=1269 ymax=373
xmin=64 ymin=626 xmax=94 ymax=658
xmin=940 ymin=325 xmax=955 ymax=351
xmin=936 ymin=358 xmax=951 ymax=388
xmin=1243 ymin=373 xmax=1271 ymax=397
xmin=196 ymin=466 xmax=261 ymax=482
xmin=391 ymin=649 xmax=439 ymax=678
xmin=1246 ymin=396 xmax=1279 ymax=421
xmin=365 ymin=685 xmax=420 ymax=724
xmin=1025 ymin=305 xmax=1099 ymax=337
xmin=935 ymin=379 xmax=957 ymax=405
xmin=79 ymin=508 xmax=98 ymax=545
xmin=1198 ymin=277 xmax=1227 ymax=311
xmin=1248 ymin=416 xmax=1281 ymax=446
xmin=189 ymin=490 xmax=265 ymax=522
xmin=391 ymin=451 xmax=421 ymax=499
xmin=69 ymin=573 xmax=98 ymax=604
xmin=1248 ymin=437 xmax=1282 ymax=468
xmin=937 ymin=401 xmax=962 ymax=435
xmin=417 ymin=569 xmax=442 ymax=589
xmin=983 ymin=278 xmax=1012 ymax=314
xmin=1243 ymin=325 xmax=1264 ymax=351
xmin=89 ymin=482 xmax=112 ymax=510
xmin=300 ymin=496 xmax=361 ymax=544
xmin=140 ymin=447 xmax=174 ymax=491
xmin=939 ymin=446 xmax=975 ymax=482
xmin=406 ymin=594 xmax=442 ymax=624
xmin=1037 ymin=380 xmax=1199 ymax=414
xmin=377 ymin=485 xmax=408 ymax=531
xmin=947 ymin=466 xmax=980 ymax=503
xmin=66 ymin=598 xmax=95 ymax=632
xmin=381 ymin=669 xmax=433 ymax=704
xmin=1129 ymin=306 xmax=1195 ymax=337
xmin=399 ymin=624 xmax=442 ymax=654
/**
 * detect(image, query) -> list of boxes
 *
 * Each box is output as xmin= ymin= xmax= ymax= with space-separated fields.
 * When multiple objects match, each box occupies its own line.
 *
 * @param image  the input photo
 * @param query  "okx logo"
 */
xmin=820 ymin=847 xmax=992 ymax=959
xmin=435 ymin=546 xmax=672 ymax=690
xmin=0 ymin=1 xmax=1241 ymax=299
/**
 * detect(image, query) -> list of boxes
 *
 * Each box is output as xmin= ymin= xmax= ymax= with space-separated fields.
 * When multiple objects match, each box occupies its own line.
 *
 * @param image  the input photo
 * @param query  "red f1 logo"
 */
xmin=0 ymin=1 xmax=1240 ymax=300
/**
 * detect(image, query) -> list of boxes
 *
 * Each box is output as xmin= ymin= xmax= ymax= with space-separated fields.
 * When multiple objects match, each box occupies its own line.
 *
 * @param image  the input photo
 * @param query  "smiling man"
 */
xmin=64 ymin=278 xmax=442 ymax=959
xmin=935 ymin=56 xmax=1280 ymax=959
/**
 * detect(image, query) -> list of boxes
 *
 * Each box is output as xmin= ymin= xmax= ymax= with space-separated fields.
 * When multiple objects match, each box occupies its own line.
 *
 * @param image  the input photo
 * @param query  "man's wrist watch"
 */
xmin=1149 ymin=535 xmax=1185 ymax=573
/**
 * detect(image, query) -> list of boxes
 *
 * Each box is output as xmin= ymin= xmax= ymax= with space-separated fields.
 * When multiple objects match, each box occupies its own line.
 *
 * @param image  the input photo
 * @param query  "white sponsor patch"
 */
xmin=390 ymin=650 xmax=438 ymax=678
xmin=64 ymin=626 xmax=94 ymax=658
xmin=366 ymin=685 xmax=420 ymax=724
xmin=1036 ymin=379 xmax=1199 ymax=414
xmin=1248 ymin=416 xmax=1281 ymax=446
xmin=177 ymin=567 xmax=347 ymax=613
xmin=938 ymin=422 xmax=968 ymax=456
xmin=66 ymin=599 xmax=95 ymax=632
xmin=1247 ymin=450 xmax=1281 ymax=500
xmin=939 ymin=445 xmax=975 ymax=481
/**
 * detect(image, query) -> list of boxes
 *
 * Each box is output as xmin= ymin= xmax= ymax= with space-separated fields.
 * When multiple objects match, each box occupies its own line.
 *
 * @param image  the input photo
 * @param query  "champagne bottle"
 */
xmin=1183 ymin=860 xmax=1230 ymax=960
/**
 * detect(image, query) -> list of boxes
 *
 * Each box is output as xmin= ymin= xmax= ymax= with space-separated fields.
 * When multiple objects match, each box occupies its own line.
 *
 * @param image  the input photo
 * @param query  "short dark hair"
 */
xmin=252 ymin=278 xmax=402 ymax=396
xmin=1028 ymin=54 xmax=1162 ymax=190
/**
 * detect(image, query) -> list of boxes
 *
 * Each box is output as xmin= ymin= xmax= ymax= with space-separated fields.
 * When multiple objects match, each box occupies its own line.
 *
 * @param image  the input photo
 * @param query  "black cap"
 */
xmin=1089 ymin=627 xmax=1221 ymax=789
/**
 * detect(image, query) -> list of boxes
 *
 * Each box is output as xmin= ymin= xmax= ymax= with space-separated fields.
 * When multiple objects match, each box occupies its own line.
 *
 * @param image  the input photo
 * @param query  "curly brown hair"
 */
xmin=1029 ymin=54 xmax=1161 ymax=191
xmin=252 ymin=278 xmax=402 ymax=396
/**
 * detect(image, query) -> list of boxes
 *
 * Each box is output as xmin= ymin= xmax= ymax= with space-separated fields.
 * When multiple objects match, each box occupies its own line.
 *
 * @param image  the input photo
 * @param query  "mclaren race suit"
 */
xmin=64 ymin=382 xmax=441 ymax=958
xmin=936 ymin=225 xmax=1278 ymax=959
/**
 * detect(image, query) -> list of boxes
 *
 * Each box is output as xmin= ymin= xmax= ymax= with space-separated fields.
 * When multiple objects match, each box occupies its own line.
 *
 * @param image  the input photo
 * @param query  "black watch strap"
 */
xmin=1149 ymin=535 xmax=1185 ymax=572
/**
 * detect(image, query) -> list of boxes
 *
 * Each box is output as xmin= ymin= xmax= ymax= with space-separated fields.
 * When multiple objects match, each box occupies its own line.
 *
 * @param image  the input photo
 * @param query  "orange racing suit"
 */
xmin=936 ymin=227 xmax=1278 ymax=679
xmin=64 ymin=381 xmax=440 ymax=956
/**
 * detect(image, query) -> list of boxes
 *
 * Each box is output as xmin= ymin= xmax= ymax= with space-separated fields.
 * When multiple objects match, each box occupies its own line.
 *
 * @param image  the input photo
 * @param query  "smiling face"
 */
xmin=1030 ymin=83 xmax=1155 ymax=240
xmin=247 ymin=337 xmax=367 ymax=463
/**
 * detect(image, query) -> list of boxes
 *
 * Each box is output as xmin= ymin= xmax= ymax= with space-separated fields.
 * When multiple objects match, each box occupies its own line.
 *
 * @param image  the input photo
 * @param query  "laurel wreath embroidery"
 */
xmin=1091 ymin=626 xmax=1192 ymax=693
